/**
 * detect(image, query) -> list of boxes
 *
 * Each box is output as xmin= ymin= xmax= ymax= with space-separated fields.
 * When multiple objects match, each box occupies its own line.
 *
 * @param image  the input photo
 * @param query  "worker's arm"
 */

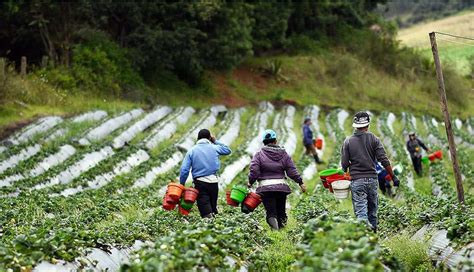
xmin=284 ymin=155 xmax=303 ymax=185
xmin=213 ymin=140 xmax=232 ymax=155
xmin=341 ymin=138 xmax=350 ymax=172
xmin=418 ymin=139 xmax=430 ymax=152
xmin=303 ymin=126 xmax=313 ymax=142
xmin=248 ymin=153 xmax=261 ymax=186
xmin=375 ymin=136 xmax=399 ymax=186
xmin=179 ymin=151 xmax=192 ymax=185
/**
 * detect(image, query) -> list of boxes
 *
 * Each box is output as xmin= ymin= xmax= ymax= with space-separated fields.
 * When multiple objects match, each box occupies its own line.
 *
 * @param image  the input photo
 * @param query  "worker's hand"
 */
xmin=300 ymin=183 xmax=307 ymax=193
xmin=210 ymin=136 xmax=216 ymax=143
xmin=427 ymin=148 xmax=432 ymax=152
xmin=247 ymin=182 xmax=252 ymax=188
xmin=392 ymin=176 xmax=400 ymax=187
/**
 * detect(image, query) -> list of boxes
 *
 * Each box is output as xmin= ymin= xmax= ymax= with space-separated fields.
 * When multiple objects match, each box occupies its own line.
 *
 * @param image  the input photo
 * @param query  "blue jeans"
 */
xmin=350 ymin=178 xmax=379 ymax=229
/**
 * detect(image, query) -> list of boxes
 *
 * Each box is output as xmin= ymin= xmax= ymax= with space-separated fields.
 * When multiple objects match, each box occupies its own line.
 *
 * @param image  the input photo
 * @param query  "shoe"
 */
xmin=267 ymin=217 xmax=279 ymax=230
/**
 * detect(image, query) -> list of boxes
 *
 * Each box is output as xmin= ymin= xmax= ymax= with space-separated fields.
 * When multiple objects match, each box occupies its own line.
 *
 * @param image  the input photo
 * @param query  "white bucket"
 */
xmin=331 ymin=180 xmax=351 ymax=200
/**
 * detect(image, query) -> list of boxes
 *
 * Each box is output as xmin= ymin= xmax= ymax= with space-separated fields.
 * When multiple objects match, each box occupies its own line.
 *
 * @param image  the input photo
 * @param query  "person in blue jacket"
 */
xmin=179 ymin=129 xmax=232 ymax=218
xmin=303 ymin=118 xmax=322 ymax=164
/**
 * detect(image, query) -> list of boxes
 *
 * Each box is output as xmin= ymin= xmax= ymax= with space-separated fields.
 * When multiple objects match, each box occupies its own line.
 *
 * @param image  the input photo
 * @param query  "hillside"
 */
xmin=398 ymin=11 xmax=474 ymax=75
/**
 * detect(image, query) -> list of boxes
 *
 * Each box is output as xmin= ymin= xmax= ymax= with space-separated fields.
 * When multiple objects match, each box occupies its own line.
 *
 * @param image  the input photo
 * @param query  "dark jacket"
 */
xmin=303 ymin=124 xmax=313 ymax=146
xmin=406 ymin=138 xmax=428 ymax=158
xmin=249 ymin=144 xmax=302 ymax=194
xmin=341 ymin=130 xmax=390 ymax=180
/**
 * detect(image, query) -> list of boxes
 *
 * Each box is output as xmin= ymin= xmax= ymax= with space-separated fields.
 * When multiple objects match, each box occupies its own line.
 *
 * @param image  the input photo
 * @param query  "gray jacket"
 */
xmin=341 ymin=130 xmax=390 ymax=180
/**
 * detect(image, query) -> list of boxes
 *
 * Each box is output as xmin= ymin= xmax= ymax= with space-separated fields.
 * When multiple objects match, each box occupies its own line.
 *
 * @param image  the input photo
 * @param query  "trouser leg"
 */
xmin=194 ymin=181 xmax=215 ymax=218
xmin=351 ymin=179 xmax=370 ymax=227
xmin=261 ymin=192 xmax=279 ymax=230
xmin=367 ymin=178 xmax=379 ymax=230
xmin=275 ymin=192 xmax=288 ymax=228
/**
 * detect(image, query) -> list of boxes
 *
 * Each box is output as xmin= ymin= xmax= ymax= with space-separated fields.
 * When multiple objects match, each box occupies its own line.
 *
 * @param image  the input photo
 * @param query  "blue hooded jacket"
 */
xmin=179 ymin=139 xmax=231 ymax=184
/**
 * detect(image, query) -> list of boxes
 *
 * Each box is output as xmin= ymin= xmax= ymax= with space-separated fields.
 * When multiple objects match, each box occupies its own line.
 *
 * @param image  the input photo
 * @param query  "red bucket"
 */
xmin=183 ymin=187 xmax=199 ymax=203
xmin=178 ymin=205 xmax=190 ymax=216
xmin=315 ymin=138 xmax=323 ymax=150
xmin=226 ymin=191 xmax=239 ymax=207
xmin=433 ymin=150 xmax=443 ymax=160
xmin=428 ymin=153 xmax=436 ymax=162
xmin=162 ymin=195 xmax=177 ymax=211
xmin=243 ymin=192 xmax=262 ymax=211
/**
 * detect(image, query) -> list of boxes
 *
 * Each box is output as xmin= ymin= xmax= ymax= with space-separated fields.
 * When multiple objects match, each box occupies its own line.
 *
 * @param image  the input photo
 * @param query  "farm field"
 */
xmin=0 ymin=104 xmax=472 ymax=271
xmin=398 ymin=11 xmax=474 ymax=75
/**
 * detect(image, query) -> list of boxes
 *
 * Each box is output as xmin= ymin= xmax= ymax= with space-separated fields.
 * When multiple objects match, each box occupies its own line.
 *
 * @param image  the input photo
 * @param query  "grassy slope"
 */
xmin=398 ymin=11 xmax=474 ymax=75
xmin=2 ymin=47 xmax=473 ymax=134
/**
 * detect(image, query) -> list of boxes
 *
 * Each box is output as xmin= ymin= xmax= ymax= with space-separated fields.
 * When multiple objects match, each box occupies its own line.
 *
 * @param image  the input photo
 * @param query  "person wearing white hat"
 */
xmin=341 ymin=112 xmax=399 ymax=232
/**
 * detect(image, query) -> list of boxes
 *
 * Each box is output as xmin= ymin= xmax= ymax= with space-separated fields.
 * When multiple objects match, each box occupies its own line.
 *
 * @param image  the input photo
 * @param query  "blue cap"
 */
xmin=262 ymin=129 xmax=277 ymax=142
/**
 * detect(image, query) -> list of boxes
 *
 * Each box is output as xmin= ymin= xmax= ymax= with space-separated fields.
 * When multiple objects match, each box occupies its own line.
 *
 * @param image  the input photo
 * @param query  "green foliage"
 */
xmin=383 ymin=234 xmax=431 ymax=271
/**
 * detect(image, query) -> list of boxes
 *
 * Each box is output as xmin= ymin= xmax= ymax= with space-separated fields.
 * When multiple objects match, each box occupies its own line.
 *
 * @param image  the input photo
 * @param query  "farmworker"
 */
xmin=375 ymin=162 xmax=394 ymax=197
xmin=248 ymin=129 xmax=306 ymax=230
xmin=179 ymin=129 xmax=232 ymax=218
xmin=341 ymin=112 xmax=400 ymax=232
xmin=302 ymin=118 xmax=322 ymax=164
xmin=406 ymin=132 xmax=431 ymax=176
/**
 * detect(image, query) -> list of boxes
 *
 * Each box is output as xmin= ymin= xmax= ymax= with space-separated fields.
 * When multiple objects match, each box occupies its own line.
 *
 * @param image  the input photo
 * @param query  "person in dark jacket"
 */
xmin=341 ymin=112 xmax=399 ymax=232
xmin=248 ymin=129 xmax=306 ymax=230
xmin=406 ymin=132 xmax=431 ymax=176
xmin=303 ymin=118 xmax=322 ymax=164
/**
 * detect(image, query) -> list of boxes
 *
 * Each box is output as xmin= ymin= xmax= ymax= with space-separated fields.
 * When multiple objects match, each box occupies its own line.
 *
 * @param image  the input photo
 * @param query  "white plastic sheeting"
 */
xmin=144 ymin=107 xmax=195 ymax=150
xmin=219 ymin=102 xmax=274 ymax=187
xmin=59 ymin=149 xmax=150 ymax=196
xmin=301 ymin=105 xmax=325 ymax=180
xmin=112 ymin=106 xmax=172 ymax=149
xmin=176 ymin=105 xmax=227 ymax=152
xmin=218 ymin=109 xmax=244 ymax=146
xmin=337 ymin=110 xmax=349 ymax=131
xmin=280 ymin=106 xmax=297 ymax=156
xmin=30 ymin=145 xmax=77 ymax=177
xmin=34 ymin=240 xmax=150 ymax=272
xmin=34 ymin=146 xmax=114 ymax=190
xmin=6 ymin=116 xmax=63 ymax=146
xmin=79 ymin=109 xmax=144 ymax=145
xmin=454 ymin=118 xmax=462 ymax=130
xmin=132 ymin=152 xmax=183 ymax=188
xmin=44 ymin=128 xmax=68 ymax=143
xmin=71 ymin=110 xmax=108 ymax=123
xmin=0 ymin=144 xmax=41 ymax=174
xmin=245 ymin=102 xmax=274 ymax=155
xmin=412 ymin=225 xmax=473 ymax=270
xmin=386 ymin=112 xmax=396 ymax=134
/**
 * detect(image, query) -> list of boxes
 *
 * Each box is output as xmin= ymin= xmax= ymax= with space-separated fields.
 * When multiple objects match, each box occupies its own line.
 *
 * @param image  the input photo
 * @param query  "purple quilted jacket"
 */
xmin=248 ymin=144 xmax=303 ymax=194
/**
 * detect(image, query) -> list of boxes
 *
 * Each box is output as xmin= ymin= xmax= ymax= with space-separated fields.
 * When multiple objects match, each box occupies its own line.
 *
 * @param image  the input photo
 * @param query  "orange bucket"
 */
xmin=315 ymin=138 xmax=323 ymax=150
xmin=167 ymin=183 xmax=184 ymax=201
xmin=428 ymin=153 xmax=436 ymax=162
xmin=183 ymin=187 xmax=199 ymax=203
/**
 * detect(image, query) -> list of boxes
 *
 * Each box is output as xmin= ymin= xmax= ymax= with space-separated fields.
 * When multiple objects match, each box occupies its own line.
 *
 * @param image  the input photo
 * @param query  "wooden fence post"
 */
xmin=0 ymin=58 xmax=5 ymax=82
xmin=429 ymin=32 xmax=465 ymax=204
xmin=20 ymin=56 xmax=27 ymax=77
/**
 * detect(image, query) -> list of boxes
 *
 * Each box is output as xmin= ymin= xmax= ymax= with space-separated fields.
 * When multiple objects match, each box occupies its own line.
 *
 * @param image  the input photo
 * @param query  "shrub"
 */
xmin=383 ymin=234 xmax=432 ymax=271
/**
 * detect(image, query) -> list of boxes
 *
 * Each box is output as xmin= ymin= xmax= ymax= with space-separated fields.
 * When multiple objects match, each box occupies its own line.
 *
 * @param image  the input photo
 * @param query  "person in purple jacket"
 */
xmin=247 ymin=129 xmax=306 ymax=230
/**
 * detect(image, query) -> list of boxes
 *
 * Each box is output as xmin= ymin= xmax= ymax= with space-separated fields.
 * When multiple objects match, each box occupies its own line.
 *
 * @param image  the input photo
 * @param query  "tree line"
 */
xmin=0 ymin=0 xmax=386 ymax=86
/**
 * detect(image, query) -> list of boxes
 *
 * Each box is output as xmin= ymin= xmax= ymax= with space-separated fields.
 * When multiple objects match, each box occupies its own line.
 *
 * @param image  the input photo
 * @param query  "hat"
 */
xmin=408 ymin=131 xmax=416 ymax=136
xmin=352 ymin=111 xmax=370 ymax=128
xmin=262 ymin=129 xmax=277 ymax=142
xmin=304 ymin=117 xmax=311 ymax=123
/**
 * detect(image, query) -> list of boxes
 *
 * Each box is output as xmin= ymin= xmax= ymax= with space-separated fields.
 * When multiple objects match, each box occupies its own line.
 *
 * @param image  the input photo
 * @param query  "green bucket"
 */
xmin=393 ymin=164 xmax=403 ymax=175
xmin=421 ymin=157 xmax=429 ymax=165
xmin=230 ymin=185 xmax=248 ymax=203
xmin=180 ymin=198 xmax=193 ymax=210
xmin=319 ymin=168 xmax=344 ymax=178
